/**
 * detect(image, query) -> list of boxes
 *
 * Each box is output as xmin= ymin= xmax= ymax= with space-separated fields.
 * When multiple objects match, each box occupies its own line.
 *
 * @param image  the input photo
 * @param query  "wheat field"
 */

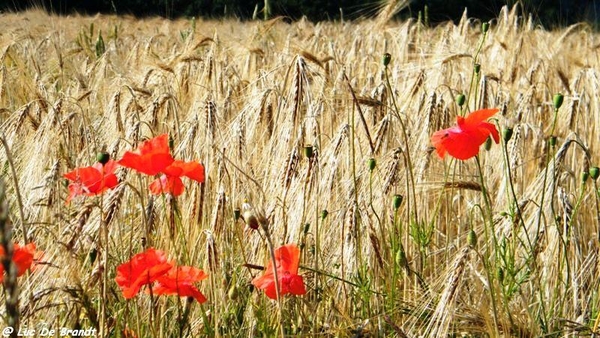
xmin=1 ymin=6 xmax=600 ymax=337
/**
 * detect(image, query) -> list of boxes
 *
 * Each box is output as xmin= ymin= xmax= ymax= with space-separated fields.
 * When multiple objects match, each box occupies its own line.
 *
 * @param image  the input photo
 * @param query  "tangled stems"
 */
xmin=498 ymin=125 xmax=533 ymax=253
xmin=474 ymin=155 xmax=500 ymax=332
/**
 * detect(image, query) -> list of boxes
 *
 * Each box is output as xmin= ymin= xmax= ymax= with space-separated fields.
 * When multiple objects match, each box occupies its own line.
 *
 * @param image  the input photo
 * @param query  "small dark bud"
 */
xmin=549 ymin=136 xmax=557 ymax=148
xmin=497 ymin=267 xmax=505 ymax=283
xmin=553 ymin=93 xmax=564 ymax=110
xmin=590 ymin=167 xmax=600 ymax=180
xmin=484 ymin=136 xmax=493 ymax=151
xmin=368 ymin=158 xmax=376 ymax=172
xmin=456 ymin=94 xmax=466 ymax=107
xmin=168 ymin=135 xmax=174 ymax=150
xmin=304 ymin=145 xmax=314 ymax=159
xmin=303 ymin=223 xmax=310 ymax=234
xmin=383 ymin=53 xmax=392 ymax=67
xmin=393 ymin=194 xmax=403 ymax=210
xmin=96 ymin=152 xmax=110 ymax=165
xmin=502 ymin=128 xmax=513 ymax=143
xmin=474 ymin=63 xmax=481 ymax=74
xmin=233 ymin=208 xmax=241 ymax=221
xmin=482 ymin=22 xmax=490 ymax=33
xmin=320 ymin=209 xmax=329 ymax=220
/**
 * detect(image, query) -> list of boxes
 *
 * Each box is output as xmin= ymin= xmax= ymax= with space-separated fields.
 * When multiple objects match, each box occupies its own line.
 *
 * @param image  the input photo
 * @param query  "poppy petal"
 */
xmin=464 ymin=108 xmax=499 ymax=126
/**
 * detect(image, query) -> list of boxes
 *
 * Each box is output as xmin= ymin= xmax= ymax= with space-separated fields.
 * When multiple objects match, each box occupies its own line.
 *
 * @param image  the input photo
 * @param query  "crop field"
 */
xmin=1 ymin=6 xmax=600 ymax=337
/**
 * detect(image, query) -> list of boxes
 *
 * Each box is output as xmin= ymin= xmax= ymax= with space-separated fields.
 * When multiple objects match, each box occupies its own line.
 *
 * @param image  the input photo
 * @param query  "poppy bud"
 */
xmin=467 ymin=229 xmax=477 ymax=247
xmin=304 ymin=145 xmax=314 ymax=159
xmin=383 ymin=53 xmax=391 ymax=67
xmin=455 ymin=94 xmax=466 ymax=107
xmin=168 ymin=135 xmax=174 ymax=151
xmin=502 ymin=127 xmax=513 ymax=143
xmin=96 ymin=152 xmax=110 ymax=165
xmin=582 ymin=171 xmax=589 ymax=184
xmin=590 ymin=167 xmax=600 ymax=180
xmin=233 ymin=208 xmax=241 ymax=221
xmin=499 ymin=211 xmax=508 ymax=217
xmin=368 ymin=158 xmax=376 ymax=172
xmin=549 ymin=136 xmax=557 ymax=148
xmin=89 ymin=248 xmax=98 ymax=264
xmin=228 ymin=284 xmax=239 ymax=300
xmin=553 ymin=93 xmax=564 ymax=110
xmin=393 ymin=194 xmax=403 ymax=210
xmin=303 ymin=223 xmax=310 ymax=234
xmin=320 ymin=209 xmax=328 ymax=220
xmin=395 ymin=246 xmax=407 ymax=268
xmin=484 ymin=136 xmax=492 ymax=151
xmin=474 ymin=63 xmax=481 ymax=74
xmin=497 ymin=267 xmax=505 ymax=283
xmin=482 ymin=22 xmax=490 ymax=33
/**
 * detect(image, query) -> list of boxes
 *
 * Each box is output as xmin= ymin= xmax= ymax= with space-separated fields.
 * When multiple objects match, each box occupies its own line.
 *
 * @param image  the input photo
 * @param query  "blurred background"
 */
xmin=0 ymin=0 xmax=598 ymax=27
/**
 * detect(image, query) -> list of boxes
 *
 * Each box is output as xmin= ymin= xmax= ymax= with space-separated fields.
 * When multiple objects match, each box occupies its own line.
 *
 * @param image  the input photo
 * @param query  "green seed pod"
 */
xmin=96 ymin=152 xmax=110 ymax=165
xmin=497 ymin=267 xmax=505 ymax=283
xmin=484 ymin=136 xmax=493 ymax=151
xmin=304 ymin=145 xmax=314 ymax=159
xmin=321 ymin=209 xmax=329 ymax=220
xmin=456 ymin=94 xmax=466 ymax=107
xmin=553 ymin=93 xmax=564 ymax=110
xmin=582 ymin=171 xmax=590 ymax=183
xmin=502 ymin=128 xmax=513 ymax=144
xmin=393 ymin=194 xmax=403 ymax=210
xmin=383 ymin=53 xmax=391 ymax=67
xmin=590 ymin=167 xmax=600 ymax=180
xmin=549 ymin=136 xmax=557 ymax=148
xmin=395 ymin=246 xmax=407 ymax=268
xmin=233 ymin=208 xmax=241 ymax=221
xmin=499 ymin=211 xmax=508 ymax=217
xmin=474 ymin=63 xmax=481 ymax=74
xmin=482 ymin=22 xmax=490 ymax=33
xmin=228 ymin=284 xmax=239 ymax=300
xmin=467 ymin=229 xmax=477 ymax=247
xmin=303 ymin=223 xmax=310 ymax=234
xmin=368 ymin=158 xmax=376 ymax=172
xmin=168 ymin=135 xmax=174 ymax=150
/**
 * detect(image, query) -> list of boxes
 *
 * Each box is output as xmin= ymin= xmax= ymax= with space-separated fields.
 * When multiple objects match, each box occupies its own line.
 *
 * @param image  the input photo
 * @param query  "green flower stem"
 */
xmin=383 ymin=64 xmax=419 ymax=227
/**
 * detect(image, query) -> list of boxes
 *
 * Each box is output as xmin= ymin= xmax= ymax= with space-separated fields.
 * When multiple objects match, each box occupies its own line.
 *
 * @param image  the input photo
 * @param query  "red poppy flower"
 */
xmin=0 ymin=242 xmax=39 ymax=283
xmin=152 ymin=266 xmax=208 ymax=303
xmin=252 ymin=244 xmax=306 ymax=299
xmin=115 ymin=248 xmax=173 ymax=299
xmin=431 ymin=108 xmax=500 ymax=160
xmin=148 ymin=160 xmax=205 ymax=196
xmin=64 ymin=160 xmax=119 ymax=203
xmin=118 ymin=134 xmax=175 ymax=176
